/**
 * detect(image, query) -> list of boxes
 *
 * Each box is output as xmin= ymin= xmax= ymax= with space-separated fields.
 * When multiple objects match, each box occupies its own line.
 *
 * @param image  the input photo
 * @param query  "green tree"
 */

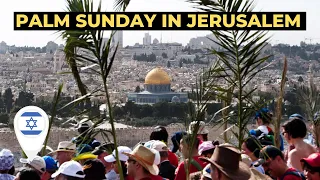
xmin=3 ymin=88 xmax=14 ymax=113
xmin=15 ymin=91 xmax=34 ymax=108
xmin=0 ymin=114 xmax=9 ymax=125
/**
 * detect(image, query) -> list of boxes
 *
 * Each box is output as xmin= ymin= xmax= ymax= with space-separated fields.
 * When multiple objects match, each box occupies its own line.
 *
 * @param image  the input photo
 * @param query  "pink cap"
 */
xmin=198 ymin=141 xmax=215 ymax=155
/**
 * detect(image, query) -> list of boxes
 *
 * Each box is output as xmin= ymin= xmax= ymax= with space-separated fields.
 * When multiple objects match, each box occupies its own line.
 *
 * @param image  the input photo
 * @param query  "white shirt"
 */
xmin=251 ymin=160 xmax=265 ymax=174
xmin=106 ymin=169 xmax=118 ymax=180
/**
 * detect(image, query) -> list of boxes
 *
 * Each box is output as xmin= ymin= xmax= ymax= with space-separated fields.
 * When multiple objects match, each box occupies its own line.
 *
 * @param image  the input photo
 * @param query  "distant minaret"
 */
xmin=160 ymin=33 xmax=162 ymax=44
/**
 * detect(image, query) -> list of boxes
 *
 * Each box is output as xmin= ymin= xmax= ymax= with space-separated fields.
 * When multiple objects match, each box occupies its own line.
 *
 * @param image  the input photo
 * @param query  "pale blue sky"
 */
xmin=0 ymin=0 xmax=319 ymax=47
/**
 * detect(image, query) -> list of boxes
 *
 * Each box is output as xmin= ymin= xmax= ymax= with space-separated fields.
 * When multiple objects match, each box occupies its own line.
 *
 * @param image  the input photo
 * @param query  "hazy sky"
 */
xmin=0 ymin=0 xmax=319 ymax=47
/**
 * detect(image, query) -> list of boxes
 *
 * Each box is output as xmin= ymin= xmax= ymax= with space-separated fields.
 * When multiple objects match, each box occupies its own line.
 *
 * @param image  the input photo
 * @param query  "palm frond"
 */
xmin=188 ymin=0 xmax=270 ymax=149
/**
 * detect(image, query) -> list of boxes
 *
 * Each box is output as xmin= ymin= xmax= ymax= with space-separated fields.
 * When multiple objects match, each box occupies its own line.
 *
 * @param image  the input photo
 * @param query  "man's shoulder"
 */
xmin=281 ymin=168 xmax=305 ymax=180
xmin=282 ymin=174 xmax=304 ymax=180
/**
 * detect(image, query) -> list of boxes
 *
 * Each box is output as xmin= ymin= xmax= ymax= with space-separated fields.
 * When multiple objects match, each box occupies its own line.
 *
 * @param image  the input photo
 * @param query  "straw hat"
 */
xmin=48 ymin=141 xmax=76 ymax=155
xmin=123 ymin=145 xmax=159 ymax=176
xmin=200 ymin=144 xmax=251 ymax=180
xmin=249 ymin=168 xmax=273 ymax=180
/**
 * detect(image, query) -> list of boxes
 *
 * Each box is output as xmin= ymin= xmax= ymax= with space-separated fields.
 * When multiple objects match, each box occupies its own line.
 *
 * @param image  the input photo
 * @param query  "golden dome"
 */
xmin=145 ymin=67 xmax=171 ymax=85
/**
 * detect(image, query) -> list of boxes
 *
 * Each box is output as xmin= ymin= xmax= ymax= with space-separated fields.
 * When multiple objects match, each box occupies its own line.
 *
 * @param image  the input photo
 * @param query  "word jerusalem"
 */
xmin=14 ymin=12 xmax=306 ymax=30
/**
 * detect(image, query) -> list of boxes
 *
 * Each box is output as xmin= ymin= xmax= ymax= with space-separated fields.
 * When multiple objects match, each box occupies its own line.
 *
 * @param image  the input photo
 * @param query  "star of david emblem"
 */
xmin=26 ymin=117 xmax=37 ymax=130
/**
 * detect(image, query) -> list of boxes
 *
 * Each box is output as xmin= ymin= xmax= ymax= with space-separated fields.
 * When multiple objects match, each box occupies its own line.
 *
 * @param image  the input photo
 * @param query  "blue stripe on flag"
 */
xmin=21 ymin=112 xmax=42 ymax=117
xmin=21 ymin=130 xmax=42 ymax=135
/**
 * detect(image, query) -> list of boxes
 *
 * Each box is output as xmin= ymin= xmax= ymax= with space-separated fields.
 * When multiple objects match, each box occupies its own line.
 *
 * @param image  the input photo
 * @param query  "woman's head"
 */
xmin=150 ymin=126 xmax=169 ymax=144
xmin=255 ymin=108 xmax=272 ymax=126
xmin=241 ymin=136 xmax=262 ymax=159
xmin=83 ymin=159 xmax=106 ymax=180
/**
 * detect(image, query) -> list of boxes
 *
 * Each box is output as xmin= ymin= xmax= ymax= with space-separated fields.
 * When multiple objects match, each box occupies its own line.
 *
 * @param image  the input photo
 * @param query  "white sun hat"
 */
xmin=51 ymin=160 xmax=85 ymax=178
xmin=104 ymin=146 xmax=132 ymax=162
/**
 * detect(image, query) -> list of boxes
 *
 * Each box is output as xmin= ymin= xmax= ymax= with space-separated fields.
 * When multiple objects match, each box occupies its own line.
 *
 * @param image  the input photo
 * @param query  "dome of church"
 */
xmin=172 ymin=96 xmax=180 ymax=103
xmin=145 ymin=67 xmax=171 ymax=85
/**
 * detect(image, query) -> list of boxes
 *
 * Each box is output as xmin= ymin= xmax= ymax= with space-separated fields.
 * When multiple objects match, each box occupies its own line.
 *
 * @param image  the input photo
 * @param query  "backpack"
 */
xmin=251 ymin=129 xmax=275 ymax=146
xmin=280 ymin=170 xmax=306 ymax=180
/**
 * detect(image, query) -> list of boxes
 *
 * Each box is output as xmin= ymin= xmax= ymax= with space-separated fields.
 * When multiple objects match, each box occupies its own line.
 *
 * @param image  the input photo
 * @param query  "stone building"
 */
xmin=127 ymin=67 xmax=188 ymax=104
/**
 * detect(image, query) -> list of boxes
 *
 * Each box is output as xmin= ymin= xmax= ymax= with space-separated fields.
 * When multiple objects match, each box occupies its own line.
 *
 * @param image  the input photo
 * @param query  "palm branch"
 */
xmin=188 ymin=0 xmax=272 ymax=149
xmin=56 ymin=0 xmax=131 ymax=180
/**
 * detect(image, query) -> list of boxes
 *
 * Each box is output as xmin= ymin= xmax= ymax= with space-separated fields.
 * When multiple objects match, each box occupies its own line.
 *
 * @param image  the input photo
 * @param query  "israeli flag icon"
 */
xmin=14 ymin=106 xmax=49 ymax=160
xmin=19 ymin=112 xmax=44 ymax=136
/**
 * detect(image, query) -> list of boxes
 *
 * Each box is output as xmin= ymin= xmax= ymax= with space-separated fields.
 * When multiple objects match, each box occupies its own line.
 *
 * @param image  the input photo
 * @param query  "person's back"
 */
xmin=288 ymin=142 xmax=316 ymax=171
xmin=283 ymin=117 xmax=317 ymax=172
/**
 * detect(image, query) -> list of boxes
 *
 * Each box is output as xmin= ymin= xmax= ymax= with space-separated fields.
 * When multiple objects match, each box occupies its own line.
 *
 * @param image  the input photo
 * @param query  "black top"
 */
xmin=159 ymin=160 xmax=176 ymax=180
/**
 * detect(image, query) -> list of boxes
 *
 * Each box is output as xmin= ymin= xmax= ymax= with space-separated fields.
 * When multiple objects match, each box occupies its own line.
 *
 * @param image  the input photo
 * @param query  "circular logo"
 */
xmin=14 ymin=106 xmax=49 ymax=137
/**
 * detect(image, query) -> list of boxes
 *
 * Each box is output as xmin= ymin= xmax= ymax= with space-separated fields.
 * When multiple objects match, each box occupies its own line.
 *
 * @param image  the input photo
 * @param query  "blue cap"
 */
xmin=42 ymin=156 xmax=58 ymax=171
xmin=171 ymin=131 xmax=187 ymax=153
xmin=289 ymin=113 xmax=304 ymax=121
xmin=255 ymin=108 xmax=269 ymax=119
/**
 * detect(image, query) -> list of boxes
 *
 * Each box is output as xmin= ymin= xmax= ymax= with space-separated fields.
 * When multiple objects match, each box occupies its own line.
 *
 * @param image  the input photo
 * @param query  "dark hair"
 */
xmin=201 ymin=134 xmax=208 ymax=141
xmin=120 ymin=160 xmax=128 ymax=178
xmin=303 ymin=161 xmax=320 ymax=173
xmin=202 ymin=148 xmax=215 ymax=157
xmin=63 ymin=174 xmax=85 ymax=180
xmin=183 ymin=134 xmax=200 ymax=150
xmin=83 ymin=159 xmax=106 ymax=180
xmin=78 ymin=126 xmax=90 ymax=135
xmin=244 ymin=136 xmax=262 ymax=158
xmin=213 ymin=140 xmax=220 ymax=146
xmin=150 ymin=126 xmax=169 ymax=143
xmin=256 ymin=108 xmax=273 ymax=124
xmin=282 ymin=117 xmax=307 ymax=138
xmin=18 ymin=168 xmax=41 ymax=180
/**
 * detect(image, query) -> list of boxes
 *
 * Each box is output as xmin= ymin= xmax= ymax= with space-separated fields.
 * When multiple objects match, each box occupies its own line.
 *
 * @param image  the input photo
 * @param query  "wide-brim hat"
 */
xmin=48 ymin=141 xmax=76 ymax=155
xmin=200 ymin=144 xmax=251 ymax=180
xmin=249 ymin=168 xmax=273 ymax=180
xmin=123 ymin=145 xmax=159 ymax=176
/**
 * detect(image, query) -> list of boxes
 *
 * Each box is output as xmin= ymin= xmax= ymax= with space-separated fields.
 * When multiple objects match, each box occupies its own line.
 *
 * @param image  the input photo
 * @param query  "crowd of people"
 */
xmin=1 ymin=109 xmax=320 ymax=180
